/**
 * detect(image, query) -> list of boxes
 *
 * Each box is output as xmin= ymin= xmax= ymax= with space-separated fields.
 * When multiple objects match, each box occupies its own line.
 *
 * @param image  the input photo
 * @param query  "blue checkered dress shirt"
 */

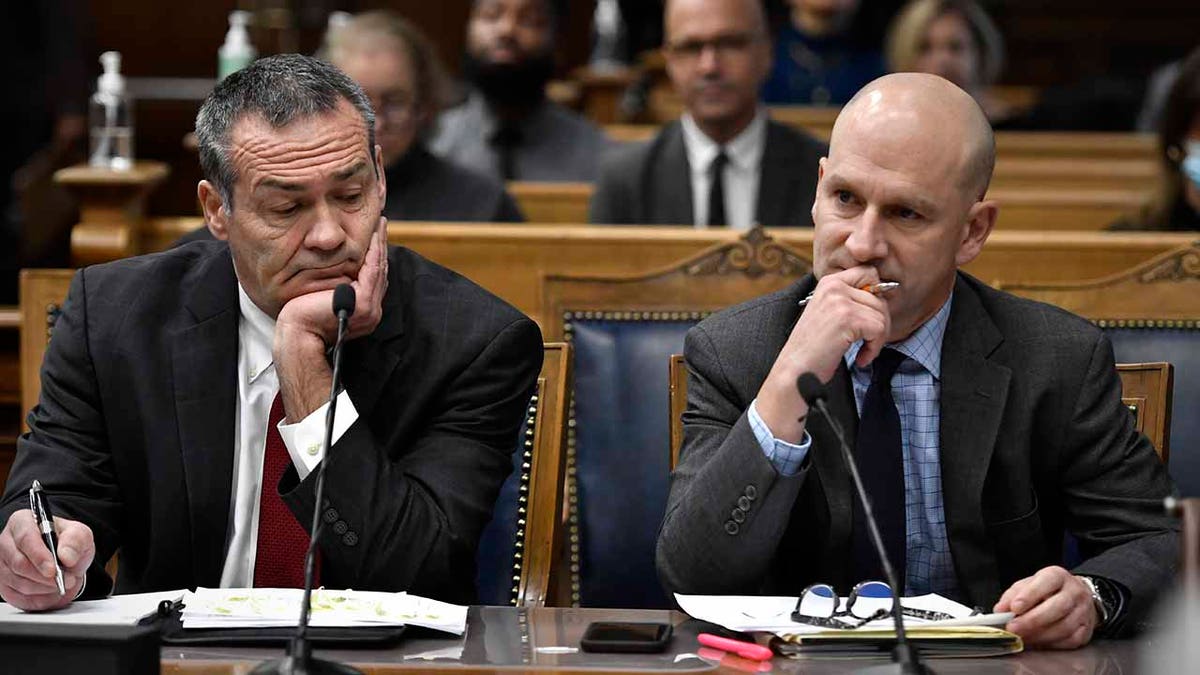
xmin=748 ymin=294 xmax=958 ymax=598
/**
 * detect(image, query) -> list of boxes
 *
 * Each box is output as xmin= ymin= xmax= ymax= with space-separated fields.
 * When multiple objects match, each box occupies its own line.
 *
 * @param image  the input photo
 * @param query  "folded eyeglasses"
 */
xmin=789 ymin=581 xmax=963 ymax=629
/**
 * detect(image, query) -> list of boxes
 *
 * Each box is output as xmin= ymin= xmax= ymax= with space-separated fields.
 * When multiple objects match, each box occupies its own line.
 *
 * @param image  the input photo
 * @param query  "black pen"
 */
xmin=27 ymin=480 xmax=65 ymax=596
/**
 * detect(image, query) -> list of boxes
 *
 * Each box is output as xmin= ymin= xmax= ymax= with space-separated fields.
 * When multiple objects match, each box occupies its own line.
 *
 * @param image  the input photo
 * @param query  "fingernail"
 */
xmin=41 ymin=562 xmax=56 ymax=577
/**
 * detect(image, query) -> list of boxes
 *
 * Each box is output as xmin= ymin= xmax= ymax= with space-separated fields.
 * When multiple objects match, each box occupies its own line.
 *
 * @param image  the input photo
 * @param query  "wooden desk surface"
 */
xmin=160 ymin=606 xmax=1145 ymax=674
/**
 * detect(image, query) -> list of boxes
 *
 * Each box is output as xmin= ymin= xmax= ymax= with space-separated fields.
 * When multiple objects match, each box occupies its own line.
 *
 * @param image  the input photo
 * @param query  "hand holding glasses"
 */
xmin=790 ymin=581 xmax=962 ymax=630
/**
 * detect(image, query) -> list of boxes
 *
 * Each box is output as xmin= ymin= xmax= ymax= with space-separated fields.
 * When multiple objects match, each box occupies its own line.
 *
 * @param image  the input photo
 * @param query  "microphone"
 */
xmin=797 ymin=373 xmax=932 ymax=675
xmin=254 ymin=284 xmax=361 ymax=675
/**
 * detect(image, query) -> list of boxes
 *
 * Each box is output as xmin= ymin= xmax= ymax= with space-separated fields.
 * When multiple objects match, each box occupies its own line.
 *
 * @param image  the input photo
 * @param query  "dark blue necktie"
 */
xmin=850 ymin=347 xmax=907 ymax=591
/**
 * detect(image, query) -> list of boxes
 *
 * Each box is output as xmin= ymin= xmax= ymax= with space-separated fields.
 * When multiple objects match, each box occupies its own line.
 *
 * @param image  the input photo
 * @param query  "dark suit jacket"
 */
xmin=657 ymin=273 xmax=1178 ymax=632
xmin=588 ymin=119 xmax=826 ymax=227
xmin=0 ymin=241 xmax=543 ymax=605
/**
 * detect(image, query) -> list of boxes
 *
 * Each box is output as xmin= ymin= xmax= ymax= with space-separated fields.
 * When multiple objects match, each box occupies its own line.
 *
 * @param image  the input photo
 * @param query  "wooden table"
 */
xmin=159 ymin=606 xmax=1148 ymax=674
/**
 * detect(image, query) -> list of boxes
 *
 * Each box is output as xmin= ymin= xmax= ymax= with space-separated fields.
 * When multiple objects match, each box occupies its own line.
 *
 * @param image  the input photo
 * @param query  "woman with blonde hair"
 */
xmin=885 ymin=0 xmax=1007 ymax=119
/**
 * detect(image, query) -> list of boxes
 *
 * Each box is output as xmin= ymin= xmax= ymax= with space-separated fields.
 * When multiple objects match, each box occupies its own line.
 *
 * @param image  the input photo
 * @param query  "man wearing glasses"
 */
xmin=658 ymin=72 xmax=1179 ymax=649
xmin=589 ymin=0 xmax=826 ymax=229
xmin=327 ymin=11 xmax=523 ymax=223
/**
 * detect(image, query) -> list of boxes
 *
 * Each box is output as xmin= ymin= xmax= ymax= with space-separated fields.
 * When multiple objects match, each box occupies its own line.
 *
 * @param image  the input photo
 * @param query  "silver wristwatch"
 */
xmin=1077 ymin=575 xmax=1110 ymax=626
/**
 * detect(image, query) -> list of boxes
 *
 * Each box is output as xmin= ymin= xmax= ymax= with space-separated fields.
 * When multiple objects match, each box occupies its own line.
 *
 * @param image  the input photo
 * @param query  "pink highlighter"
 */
xmin=697 ymin=633 xmax=774 ymax=661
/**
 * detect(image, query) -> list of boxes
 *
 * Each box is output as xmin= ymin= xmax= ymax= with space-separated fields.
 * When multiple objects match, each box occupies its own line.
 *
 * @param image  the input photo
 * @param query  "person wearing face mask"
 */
xmin=659 ymin=73 xmax=1178 ymax=650
xmin=430 ymin=0 xmax=610 ymax=182
xmin=1112 ymin=46 xmax=1200 ymax=232
xmin=885 ymin=0 xmax=1010 ymax=123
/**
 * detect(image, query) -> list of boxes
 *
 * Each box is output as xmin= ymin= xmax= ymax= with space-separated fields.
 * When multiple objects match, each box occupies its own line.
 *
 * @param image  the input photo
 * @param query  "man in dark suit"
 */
xmin=589 ymin=0 xmax=826 ymax=228
xmin=657 ymin=73 xmax=1178 ymax=649
xmin=0 ymin=54 xmax=542 ymax=610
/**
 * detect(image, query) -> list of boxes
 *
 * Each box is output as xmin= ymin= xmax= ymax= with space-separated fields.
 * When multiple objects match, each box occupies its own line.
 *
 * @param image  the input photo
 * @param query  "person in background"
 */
xmin=590 ymin=0 xmax=826 ymax=229
xmin=431 ymin=0 xmax=610 ymax=182
xmin=326 ymin=11 xmax=523 ymax=222
xmin=885 ymin=0 xmax=1009 ymax=122
xmin=1112 ymin=46 xmax=1200 ymax=231
xmin=760 ymin=0 xmax=886 ymax=105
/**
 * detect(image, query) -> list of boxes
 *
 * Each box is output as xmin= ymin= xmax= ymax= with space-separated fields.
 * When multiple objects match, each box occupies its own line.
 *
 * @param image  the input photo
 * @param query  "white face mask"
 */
xmin=1182 ymin=141 xmax=1200 ymax=190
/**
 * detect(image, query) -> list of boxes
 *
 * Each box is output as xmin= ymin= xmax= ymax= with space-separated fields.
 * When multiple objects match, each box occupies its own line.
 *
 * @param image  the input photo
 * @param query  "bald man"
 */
xmin=657 ymin=74 xmax=1178 ymax=648
xmin=589 ymin=0 xmax=825 ymax=228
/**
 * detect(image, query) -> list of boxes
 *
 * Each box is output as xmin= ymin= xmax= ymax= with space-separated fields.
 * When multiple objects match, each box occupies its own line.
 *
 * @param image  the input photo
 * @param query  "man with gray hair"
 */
xmin=0 ymin=54 xmax=542 ymax=609
xmin=659 ymin=73 xmax=1178 ymax=649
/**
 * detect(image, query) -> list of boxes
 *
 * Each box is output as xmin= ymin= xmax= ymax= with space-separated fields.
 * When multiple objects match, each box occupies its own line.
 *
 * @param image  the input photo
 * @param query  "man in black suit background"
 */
xmin=0 ymin=54 xmax=542 ymax=610
xmin=657 ymin=73 xmax=1178 ymax=648
xmin=589 ymin=0 xmax=826 ymax=228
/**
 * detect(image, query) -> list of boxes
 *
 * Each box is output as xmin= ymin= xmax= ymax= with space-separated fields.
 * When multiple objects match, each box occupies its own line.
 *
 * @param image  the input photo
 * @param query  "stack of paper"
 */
xmin=675 ymin=592 xmax=1012 ymax=635
xmin=180 ymin=588 xmax=468 ymax=635
xmin=675 ymin=593 xmax=1022 ymax=659
xmin=0 ymin=590 xmax=185 ymax=626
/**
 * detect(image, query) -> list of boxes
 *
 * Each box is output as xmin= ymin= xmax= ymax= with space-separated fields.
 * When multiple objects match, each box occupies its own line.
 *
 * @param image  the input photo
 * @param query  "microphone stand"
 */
xmin=799 ymin=375 xmax=932 ymax=674
xmin=254 ymin=287 xmax=362 ymax=675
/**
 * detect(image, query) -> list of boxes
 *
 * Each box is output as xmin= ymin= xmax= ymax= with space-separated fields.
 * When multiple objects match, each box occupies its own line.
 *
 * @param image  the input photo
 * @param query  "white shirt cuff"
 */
xmin=277 ymin=390 xmax=358 ymax=481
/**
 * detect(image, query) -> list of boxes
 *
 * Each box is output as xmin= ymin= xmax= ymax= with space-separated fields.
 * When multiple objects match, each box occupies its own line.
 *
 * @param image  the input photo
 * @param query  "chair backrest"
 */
xmin=1002 ymin=243 xmax=1199 ymax=494
xmin=542 ymin=228 xmax=811 ymax=607
xmin=19 ymin=269 xmax=75 ymax=430
xmin=1117 ymin=362 xmax=1173 ymax=464
xmin=476 ymin=342 xmax=572 ymax=608
xmin=668 ymin=354 xmax=687 ymax=473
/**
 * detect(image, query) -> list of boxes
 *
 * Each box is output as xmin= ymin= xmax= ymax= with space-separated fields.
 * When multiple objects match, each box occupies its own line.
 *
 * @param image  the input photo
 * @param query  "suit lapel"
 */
xmin=756 ymin=122 xmax=810 ymax=228
xmin=171 ymin=250 xmax=239 ymax=586
xmin=652 ymin=122 xmax=696 ymax=225
xmin=938 ymin=275 xmax=1011 ymax=606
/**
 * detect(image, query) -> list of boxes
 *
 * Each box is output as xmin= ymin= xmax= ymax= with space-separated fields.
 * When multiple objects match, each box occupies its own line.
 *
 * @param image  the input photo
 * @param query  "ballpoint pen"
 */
xmin=28 ymin=480 xmax=66 ymax=596
xmin=798 ymin=281 xmax=900 ymax=307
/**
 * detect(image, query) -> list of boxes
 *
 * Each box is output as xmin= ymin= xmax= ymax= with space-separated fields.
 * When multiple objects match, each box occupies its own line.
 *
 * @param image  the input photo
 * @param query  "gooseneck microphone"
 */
xmin=254 ymin=284 xmax=361 ymax=675
xmin=796 ymin=373 xmax=932 ymax=675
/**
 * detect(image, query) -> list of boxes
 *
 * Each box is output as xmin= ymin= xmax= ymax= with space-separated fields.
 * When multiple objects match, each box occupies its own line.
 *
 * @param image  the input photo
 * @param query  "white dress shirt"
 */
xmin=218 ymin=283 xmax=359 ymax=588
xmin=680 ymin=109 xmax=768 ymax=231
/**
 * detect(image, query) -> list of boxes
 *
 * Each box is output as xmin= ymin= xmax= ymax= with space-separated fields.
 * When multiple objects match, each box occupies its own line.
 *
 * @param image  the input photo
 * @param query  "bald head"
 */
xmin=834 ymin=73 xmax=995 ymax=201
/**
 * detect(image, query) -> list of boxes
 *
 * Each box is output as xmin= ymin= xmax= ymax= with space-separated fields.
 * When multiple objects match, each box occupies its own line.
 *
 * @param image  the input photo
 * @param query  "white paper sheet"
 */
xmin=179 ymin=588 xmax=468 ymax=635
xmin=0 ymin=589 xmax=186 ymax=626
xmin=675 ymin=592 xmax=1012 ymax=635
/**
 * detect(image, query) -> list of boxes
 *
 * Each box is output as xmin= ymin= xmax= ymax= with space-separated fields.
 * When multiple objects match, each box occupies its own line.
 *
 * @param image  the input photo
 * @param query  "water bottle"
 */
xmin=88 ymin=51 xmax=134 ymax=170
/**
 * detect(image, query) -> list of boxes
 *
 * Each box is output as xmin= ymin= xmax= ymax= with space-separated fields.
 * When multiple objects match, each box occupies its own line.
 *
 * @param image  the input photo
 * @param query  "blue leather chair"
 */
xmin=476 ymin=342 xmax=572 ymax=607
xmin=543 ymin=229 xmax=812 ymax=607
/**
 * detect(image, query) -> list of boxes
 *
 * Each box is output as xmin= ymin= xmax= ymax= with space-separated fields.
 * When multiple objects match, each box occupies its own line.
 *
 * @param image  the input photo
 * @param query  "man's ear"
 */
xmin=811 ymin=157 xmax=827 ymax=222
xmin=955 ymin=199 xmax=999 ymax=267
xmin=374 ymin=144 xmax=387 ymax=206
xmin=198 ymin=180 xmax=231 ymax=241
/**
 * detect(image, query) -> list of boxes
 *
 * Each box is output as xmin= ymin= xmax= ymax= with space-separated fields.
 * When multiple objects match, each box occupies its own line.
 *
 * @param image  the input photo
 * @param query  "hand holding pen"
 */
xmin=0 ymin=481 xmax=95 ymax=611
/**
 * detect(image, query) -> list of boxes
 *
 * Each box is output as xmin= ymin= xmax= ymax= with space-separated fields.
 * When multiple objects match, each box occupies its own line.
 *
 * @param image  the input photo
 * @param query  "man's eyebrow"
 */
xmin=332 ymin=161 xmax=369 ymax=182
xmin=256 ymin=178 xmax=305 ymax=193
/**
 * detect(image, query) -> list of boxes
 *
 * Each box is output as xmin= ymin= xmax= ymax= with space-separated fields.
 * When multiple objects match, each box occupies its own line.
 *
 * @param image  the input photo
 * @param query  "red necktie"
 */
xmin=253 ymin=393 xmax=319 ymax=588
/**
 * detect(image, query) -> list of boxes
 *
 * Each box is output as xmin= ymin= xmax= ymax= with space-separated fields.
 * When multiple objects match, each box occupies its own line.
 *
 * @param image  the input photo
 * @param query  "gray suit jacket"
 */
xmin=588 ymin=119 xmax=826 ymax=227
xmin=657 ymin=272 xmax=1178 ymax=633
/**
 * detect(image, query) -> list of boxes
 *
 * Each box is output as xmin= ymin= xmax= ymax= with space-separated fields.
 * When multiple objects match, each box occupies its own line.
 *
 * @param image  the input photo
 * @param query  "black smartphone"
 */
xmin=580 ymin=621 xmax=673 ymax=653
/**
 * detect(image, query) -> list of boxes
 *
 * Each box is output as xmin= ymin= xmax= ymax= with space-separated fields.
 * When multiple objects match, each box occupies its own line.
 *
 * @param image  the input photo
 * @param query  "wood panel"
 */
xmin=144 ymin=219 xmax=1198 ymax=328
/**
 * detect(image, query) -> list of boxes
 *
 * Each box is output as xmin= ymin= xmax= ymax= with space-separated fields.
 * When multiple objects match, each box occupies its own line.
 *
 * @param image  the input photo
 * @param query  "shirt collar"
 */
xmin=844 ymin=292 xmax=953 ymax=380
xmin=237 ymin=282 xmax=276 ymax=385
xmin=680 ymin=107 xmax=768 ymax=175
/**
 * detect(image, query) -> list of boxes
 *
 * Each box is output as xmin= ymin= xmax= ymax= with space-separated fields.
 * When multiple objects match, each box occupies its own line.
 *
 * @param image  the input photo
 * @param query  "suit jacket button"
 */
xmin=737 ymin=496 xmax=751 ymax=511
xmin=343 ymin=531 xmax=359 ymax=547
xmin=731 ymin=508 xmax=746 ymax=523
xmin=323 ymin=508 xmax=339 ymax=523
xmin=333 ymin=520 xmax=349 ymax=535
xmin=744 ymin=485 xmax=757 ymax=500
xmin=724 ymin=520 xmax=739 ymax=535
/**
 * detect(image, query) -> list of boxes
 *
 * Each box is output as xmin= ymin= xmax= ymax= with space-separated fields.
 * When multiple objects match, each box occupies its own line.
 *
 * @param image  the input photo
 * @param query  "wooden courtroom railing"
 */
xmin=501 ymin=181 xmax=1144 ymax=230
xmin=140 ymin=220 xmax=1197 ymax=329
